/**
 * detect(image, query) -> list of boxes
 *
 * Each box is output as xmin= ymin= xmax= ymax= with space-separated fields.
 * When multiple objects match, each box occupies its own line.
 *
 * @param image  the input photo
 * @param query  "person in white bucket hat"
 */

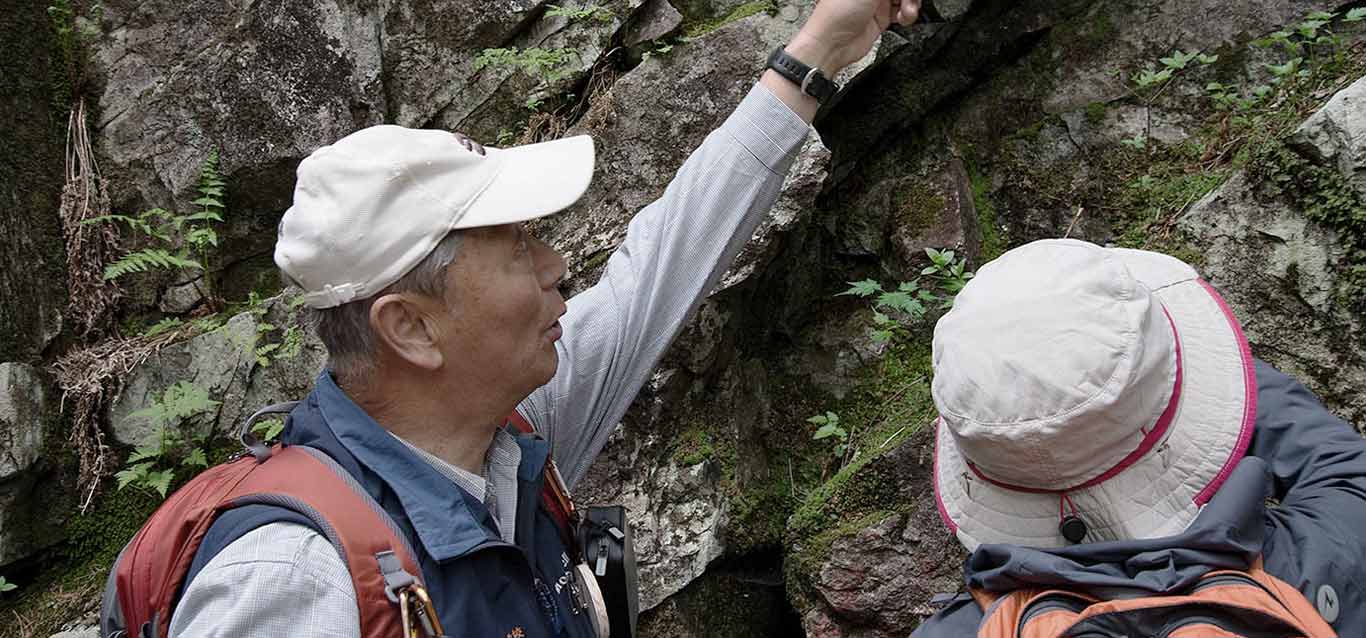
xmin=912 ymin=238 xmax=1366 ymax=636
xmin=155 ymin=2 xmax=926 ymax=638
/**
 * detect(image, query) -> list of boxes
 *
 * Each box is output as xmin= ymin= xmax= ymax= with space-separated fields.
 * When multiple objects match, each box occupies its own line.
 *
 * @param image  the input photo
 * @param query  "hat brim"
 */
xmin=933 ymin=249 xmax=1257 ymax=551
xmin=454 ymin=135 xmax=596 ymax=230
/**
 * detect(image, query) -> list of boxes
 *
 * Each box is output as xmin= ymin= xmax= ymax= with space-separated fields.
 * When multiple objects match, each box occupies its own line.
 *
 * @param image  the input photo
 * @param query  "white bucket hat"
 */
xmin=931 ymin=239 xmax=1256 ymax=551
xmin=275 ymin=126 xmax=596 ymax=309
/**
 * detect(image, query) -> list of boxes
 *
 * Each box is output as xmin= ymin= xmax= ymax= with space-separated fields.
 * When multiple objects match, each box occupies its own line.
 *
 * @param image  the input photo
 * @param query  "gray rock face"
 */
xmin=1291 ymin=75 xmax=1366 ymax=194
xmin=109 ymin=299 xmax=326 ymax=447
xmin=796 ymin=430 xmax=967 ymax=638
xmin=94 ymin=1 xmax=388 ymax=213
xmin=1182 ymin=174 xmax=1366 ymax=425
xmin=0 ymin=363 xmax=64 ymax=568
xmin=0 ymin=364 xmax=47 ymax=480
xmin=621 ymin=0 xmax=683 ymax=47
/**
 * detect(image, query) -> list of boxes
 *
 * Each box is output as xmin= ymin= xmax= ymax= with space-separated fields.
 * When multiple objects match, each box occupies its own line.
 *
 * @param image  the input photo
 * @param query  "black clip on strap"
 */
xmin=237 ymin=401 xmax=300 ymax=462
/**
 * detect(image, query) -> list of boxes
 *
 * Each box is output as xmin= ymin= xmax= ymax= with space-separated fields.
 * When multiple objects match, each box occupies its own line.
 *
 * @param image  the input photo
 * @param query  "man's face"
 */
xmin=434 ymin=223 xmax=568 ymax=400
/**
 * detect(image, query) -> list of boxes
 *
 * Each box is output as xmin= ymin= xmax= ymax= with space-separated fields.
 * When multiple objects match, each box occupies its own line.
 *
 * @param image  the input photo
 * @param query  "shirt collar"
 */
xmin=312 ymin=371 xmax=498 ymax=560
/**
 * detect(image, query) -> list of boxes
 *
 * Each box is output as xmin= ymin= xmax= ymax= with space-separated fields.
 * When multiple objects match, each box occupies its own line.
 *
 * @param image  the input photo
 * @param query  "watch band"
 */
xmin=766 ymin=47 xmax=839 ymax=103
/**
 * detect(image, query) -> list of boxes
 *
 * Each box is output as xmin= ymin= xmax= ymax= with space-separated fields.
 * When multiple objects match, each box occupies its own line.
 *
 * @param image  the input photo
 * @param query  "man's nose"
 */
xmin=530 ymin=235 xmax=567 ymax=290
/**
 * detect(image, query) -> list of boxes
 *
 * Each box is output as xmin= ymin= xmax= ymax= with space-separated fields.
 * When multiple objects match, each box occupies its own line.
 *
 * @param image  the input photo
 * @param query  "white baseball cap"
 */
xmin=275 ymin=126 xmax=596 ymax=309
xmin=932 ymin=239 xmax=1256 ymax=551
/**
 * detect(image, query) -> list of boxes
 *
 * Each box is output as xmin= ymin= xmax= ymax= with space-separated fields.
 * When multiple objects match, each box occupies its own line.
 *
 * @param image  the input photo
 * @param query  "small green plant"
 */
xmin=839 ymin=248 xmax=975 ymax=343
xmin=808 ymin=412 xmax=848 ymax=458
xmin=0 ymin=576 xmax=16 ymax=593
xmin=1120 ymin=134 xmax=1147 ymax=150
xmin=474 ymin=47 xmax=578 ymax=86
xmin=1158 ymin=49 xmax=1198 ymax=71
xmin=545 ymin=2 xmax=612 ymax=22
xmin=253 ymin=418 xmax=286 ymax=442
xmin=1131 ymin=66 xmax=1173 ymax=89
xmin=1345 ymin=8 xmax=1366 ymax=22
xmin=116 ymin=381 xmax=220 ymax=497
xmin=641 ymin=41 xmax=677 ymax=61
xmin=85 ymin=153 xmax=226 ymax=286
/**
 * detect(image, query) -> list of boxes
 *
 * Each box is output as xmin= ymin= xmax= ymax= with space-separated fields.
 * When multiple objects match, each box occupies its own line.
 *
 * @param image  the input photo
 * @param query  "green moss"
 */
xmin=581 ymin=248 xmax=611 ymax=272
xmin=783 ymin=336 xmax=937 ymax=608
xmin=1085 ymin=101 xmax=1108 ymax=125
xmin=968 ymin=163 xmax=1008 ymax=262
xmin=1248 ymin=139 xmax=1366 ymax=307
xmin=1012 ymin=120 xmax=1044 ymax=141
xmin=672 ymin=427 xmax=716 ymax=467
xmin=892 ymin=183 xmax=946 ymax=239
xmin=682 ymin=1 xmax=777 ymax=39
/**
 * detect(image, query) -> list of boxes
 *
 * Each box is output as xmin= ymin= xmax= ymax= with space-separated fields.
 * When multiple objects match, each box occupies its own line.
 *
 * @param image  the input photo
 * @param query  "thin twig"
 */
xmin=1064 ymin=205 xmax=1086 ymax=238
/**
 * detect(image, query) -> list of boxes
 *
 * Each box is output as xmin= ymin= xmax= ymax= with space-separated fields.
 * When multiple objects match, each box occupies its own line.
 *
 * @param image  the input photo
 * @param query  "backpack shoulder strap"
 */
xmin=108 ymin=445 xmax=426 ymax=638
xmin=506 ymin=411 xmax=578 ymax=542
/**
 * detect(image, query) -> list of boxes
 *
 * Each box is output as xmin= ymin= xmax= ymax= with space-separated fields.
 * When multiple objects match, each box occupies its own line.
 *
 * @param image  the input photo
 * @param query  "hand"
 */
xmin=788 ymin=0 xmax=921 ymax=74
xmin=452 ymin=132 xmax=486 ymax=156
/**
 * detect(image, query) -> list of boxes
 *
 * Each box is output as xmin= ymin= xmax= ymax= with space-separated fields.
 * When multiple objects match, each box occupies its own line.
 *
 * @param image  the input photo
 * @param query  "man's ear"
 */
xmin=369 ymin=293 xmax=444 ymax=371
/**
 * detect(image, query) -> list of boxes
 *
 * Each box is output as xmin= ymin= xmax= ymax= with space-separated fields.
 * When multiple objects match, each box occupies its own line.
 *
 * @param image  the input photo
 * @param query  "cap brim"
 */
xmin=455 ymin=135 xmax=596 ymax=229
xmin=934 ymin=250 xmax=1256 ymax=551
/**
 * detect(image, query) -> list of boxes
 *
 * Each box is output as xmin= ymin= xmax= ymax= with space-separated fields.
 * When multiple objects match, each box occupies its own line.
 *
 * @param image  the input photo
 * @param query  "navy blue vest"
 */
xmin=182 ymin=373 xmax=596 ymax=638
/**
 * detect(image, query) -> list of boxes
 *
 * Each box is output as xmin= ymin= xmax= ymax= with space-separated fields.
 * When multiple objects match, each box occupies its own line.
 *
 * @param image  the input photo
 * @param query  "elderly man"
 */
xmin=162 ymin=1 xmax=923 ymax=636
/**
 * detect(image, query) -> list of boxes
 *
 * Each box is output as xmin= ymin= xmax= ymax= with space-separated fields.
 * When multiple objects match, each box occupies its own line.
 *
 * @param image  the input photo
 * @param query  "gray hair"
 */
xmin=302 ymin=231 xmax=465 ymax=388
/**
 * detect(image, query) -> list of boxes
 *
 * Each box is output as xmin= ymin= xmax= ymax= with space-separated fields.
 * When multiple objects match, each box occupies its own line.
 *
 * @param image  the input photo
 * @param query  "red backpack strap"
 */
xmin=113 ymin=445 xmax=426 ymax=638
xmin=506 ymin=411 xmax=578 ymax=554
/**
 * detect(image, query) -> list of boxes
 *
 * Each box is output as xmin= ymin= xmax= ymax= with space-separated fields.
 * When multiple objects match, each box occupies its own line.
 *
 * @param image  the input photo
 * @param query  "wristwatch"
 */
xmin=766 ymin=47 xmax=839 ymax=103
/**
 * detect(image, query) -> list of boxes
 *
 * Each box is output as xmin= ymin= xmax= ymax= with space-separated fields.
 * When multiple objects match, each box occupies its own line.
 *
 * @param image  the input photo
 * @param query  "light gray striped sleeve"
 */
xmin=169 ymin=522 xmax=359 ymax=638
xmin=518 ymin=82 xmax=811 ymax=487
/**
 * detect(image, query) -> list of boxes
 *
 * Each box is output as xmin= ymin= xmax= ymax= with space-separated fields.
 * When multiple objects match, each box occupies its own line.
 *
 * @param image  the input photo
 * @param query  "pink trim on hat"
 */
xmin=964 ymin=307 xmax=1185 ymax=494
xmin=1193 ymin=280 xmax=1257 ymax=505
xmin=932 ymin=418 xmax=958 ymax=533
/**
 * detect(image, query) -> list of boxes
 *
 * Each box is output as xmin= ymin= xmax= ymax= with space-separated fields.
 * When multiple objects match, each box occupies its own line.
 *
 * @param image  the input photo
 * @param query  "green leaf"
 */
xmin=838 ymin=279 xmax=883 ymax=298
xmin=182 ymin=448 xmax=209 ymax=468
xmin=1196 ymin=53 xmax=1219 ymax=65
xmin=870 ymin=329 xmax=894 ymax=344
xmin=253 ymin=417 xmax=286 ymax=441
xmin=871 ymin=311 xmax=892 ymax=326
xmin=1346 ymin=8 xmax=1366 ymax=22
xmin=806 ymin=414 xmax=828 ymax=426
xmin=1296 ymin=19 xmax=1327 ymax=38
xmin=0 ymin=576 xmax=16 ymax=592
xmin=1266 ymin=58 xmax=1301 ymax=77
xmin=116 ymin=463 xmax=152 ymax=490
xmin=147 ymin=469 xmax=176 ymax=497
xmin=102 ymin=249 xmax=202 ymax=281
xmin=127 ymin=441 xmax=162 ymax=464
xmin=1158 ymin=49 xmax=1196 ymax=70
xmin=897 ymin=281 xmax=919 ymax=293
xmin=1306 ymin=10 xmax=1336 ymax=21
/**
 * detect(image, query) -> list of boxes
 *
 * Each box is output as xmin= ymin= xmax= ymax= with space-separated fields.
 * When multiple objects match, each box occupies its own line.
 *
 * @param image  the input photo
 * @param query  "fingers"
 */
xmin=895 ymin=0 xmax=922 ymax=26
xmin=451 ymin=132 xmax=487 ymax=155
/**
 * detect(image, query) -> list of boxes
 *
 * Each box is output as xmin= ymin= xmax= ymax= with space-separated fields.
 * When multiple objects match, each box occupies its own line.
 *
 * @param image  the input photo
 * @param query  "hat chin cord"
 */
xmin=1058 ymin=492 xmax=1087 ymax=544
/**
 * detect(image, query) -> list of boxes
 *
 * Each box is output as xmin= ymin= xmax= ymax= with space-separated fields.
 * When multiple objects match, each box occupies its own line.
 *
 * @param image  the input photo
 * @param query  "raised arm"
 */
xmin=518 ymin=0 xmax=923 ymax=486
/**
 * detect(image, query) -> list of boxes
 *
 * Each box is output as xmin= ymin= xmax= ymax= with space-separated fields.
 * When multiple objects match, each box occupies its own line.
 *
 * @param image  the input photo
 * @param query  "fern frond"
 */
xmin=102 ymin=249 xmax=202 ymax=280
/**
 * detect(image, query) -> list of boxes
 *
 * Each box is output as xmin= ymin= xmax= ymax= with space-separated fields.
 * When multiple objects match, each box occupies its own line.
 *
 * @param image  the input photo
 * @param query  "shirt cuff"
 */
xmin=722 ymin=82 xmax=812 ymax=174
